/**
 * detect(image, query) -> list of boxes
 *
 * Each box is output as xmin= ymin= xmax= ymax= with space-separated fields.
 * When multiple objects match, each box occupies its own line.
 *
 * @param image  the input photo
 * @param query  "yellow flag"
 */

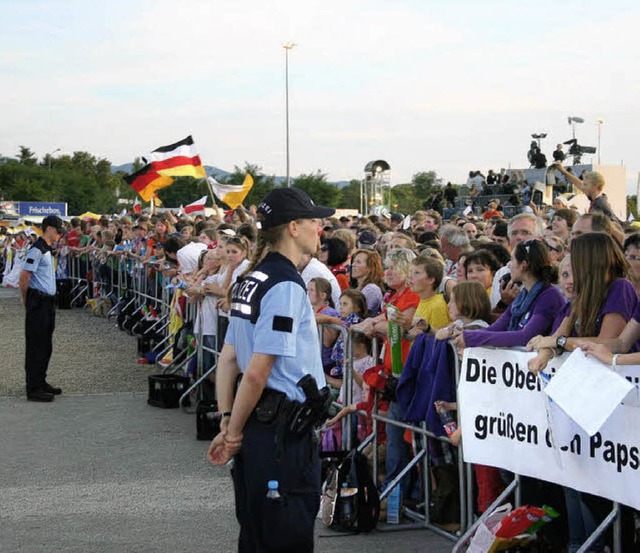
xmin=207 ymin=174 xmax=254 ymax=209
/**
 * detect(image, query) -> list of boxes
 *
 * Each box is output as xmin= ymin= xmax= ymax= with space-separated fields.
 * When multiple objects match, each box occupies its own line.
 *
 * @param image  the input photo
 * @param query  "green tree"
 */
xmin=292 ymin=171 xmax=340 ymax=207
xmin=18 ymin=146 xmax=37 ymax=166
xmin=627 ymin=196 xmax=637 ymax=221
xmin=156 ymin=176 xmax=209 ymax=207
xmin=338 ymin=179 xmax=362 ymax=210
xmin=223 ymin=163 xmax=276 ymax=208
xmin=390 ymin=183 xmax=420 ymax=214
xmin=411 ymin=170 xmax=442 ymax=200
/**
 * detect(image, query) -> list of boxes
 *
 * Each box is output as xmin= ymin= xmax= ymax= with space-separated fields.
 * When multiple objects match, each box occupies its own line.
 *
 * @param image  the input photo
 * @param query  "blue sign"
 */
xmin=18 ymin=202 xmax=67 ymax=217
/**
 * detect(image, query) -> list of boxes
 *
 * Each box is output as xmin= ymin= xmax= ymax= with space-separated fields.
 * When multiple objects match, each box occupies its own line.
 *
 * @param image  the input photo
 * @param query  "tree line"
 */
xmin=0 ymin=146 xmax=443 ymax=215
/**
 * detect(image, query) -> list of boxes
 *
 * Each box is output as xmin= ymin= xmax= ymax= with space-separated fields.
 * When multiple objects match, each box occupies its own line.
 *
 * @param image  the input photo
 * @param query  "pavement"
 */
xmin=0 ymin=287 xmax=454 ymax=552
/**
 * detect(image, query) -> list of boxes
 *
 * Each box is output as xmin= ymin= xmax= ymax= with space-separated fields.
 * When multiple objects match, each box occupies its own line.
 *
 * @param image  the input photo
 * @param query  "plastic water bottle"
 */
xmin=386 ymin=485 xmax=401 ymax=524
xmin=436 ymin=404 xmax=458 ymax=437
xmin=266 ymin=480 xmax=281 ymax=500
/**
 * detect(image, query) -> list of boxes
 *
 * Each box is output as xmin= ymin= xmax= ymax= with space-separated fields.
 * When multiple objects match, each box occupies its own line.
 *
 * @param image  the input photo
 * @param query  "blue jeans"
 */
xmin=564 ymin=486 xmax=603 ymax=553
xmin=383 ymin=401 xmax=410 ymax=497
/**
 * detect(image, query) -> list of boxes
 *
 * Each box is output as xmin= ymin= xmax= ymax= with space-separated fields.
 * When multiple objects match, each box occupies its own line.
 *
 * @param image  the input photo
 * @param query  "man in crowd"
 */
xmin=19 ymin=216 xmax=65 ymax=402
xmin=440 ymin=224 xmax=472 ymax=278
xmin=490 ymin=213 xmax=544 ymax=308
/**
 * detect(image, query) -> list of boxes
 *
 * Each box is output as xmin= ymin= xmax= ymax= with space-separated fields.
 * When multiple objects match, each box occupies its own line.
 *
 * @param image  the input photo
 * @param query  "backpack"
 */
xmin=321 ymin=449 xmax=380 ymax=533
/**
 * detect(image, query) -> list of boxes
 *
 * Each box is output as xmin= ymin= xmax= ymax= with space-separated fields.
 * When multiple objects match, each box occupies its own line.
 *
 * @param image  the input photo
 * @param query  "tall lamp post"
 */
xmin=47 ymin=148 xmax=61 ymax=171
xmin=596 ymin=118 xmax=604 ymax=165
xmin=283 ymin=42 xmax=296 ymax=187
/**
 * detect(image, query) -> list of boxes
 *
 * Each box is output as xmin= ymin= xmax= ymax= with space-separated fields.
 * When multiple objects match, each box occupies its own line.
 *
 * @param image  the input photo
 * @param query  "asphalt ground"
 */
xmin=0 ymin=287 xmax=453 ymax=552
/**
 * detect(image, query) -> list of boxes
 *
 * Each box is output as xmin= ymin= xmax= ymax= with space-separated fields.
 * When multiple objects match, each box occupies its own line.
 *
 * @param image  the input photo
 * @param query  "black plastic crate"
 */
xmin=147 ymin=374 xmax=191 ymax=408
xmin=196 ymin=400 xmax=221 ymax=441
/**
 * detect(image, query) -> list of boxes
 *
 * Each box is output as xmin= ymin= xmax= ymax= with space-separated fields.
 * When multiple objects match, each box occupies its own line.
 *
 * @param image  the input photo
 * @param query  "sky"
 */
xmin=2 ymin=0 xmax=640 ymax=192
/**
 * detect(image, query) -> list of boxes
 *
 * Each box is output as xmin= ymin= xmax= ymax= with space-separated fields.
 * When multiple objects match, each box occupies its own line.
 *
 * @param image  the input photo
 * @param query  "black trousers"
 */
xmin=231 ymin=415 xmax=320 ymax=553
xmin=24 ymin=289 xmax=56 ymax=394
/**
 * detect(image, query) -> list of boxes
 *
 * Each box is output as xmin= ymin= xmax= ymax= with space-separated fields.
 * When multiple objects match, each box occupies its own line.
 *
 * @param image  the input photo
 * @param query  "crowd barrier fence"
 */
xmin=4 ymin=249 xmax=627 ymax=551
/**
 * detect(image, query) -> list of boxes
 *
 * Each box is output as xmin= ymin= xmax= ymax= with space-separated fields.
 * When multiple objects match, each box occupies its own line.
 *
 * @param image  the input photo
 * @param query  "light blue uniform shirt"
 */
xmin=226 ymin=253 xmax=326 ymax=403
xmin=23 ymin=238 xmax=56 ymax=296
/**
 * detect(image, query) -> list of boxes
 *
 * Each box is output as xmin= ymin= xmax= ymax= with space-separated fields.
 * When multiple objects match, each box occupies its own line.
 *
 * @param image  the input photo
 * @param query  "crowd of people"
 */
xmin=0 ymin=164 xmax=637 ymax=551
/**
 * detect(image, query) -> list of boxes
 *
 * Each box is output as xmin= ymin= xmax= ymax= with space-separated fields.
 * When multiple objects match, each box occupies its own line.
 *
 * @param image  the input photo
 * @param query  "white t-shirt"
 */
xmin=177 ymin=242 xmax=207 ymax=275
xmin=300 ymin=257 xmax=341 ymax=308
xmin=338 ymin=354 xmax=376 ymax=405
xmin=195 ymin=274 xmax=219 ymax=336
xmin=491 ymin=266 xmax=510 ymax=309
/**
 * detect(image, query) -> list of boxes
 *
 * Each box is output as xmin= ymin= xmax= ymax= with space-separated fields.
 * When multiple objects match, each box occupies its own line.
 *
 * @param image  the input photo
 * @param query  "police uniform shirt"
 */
xmin=226 ymin=252 xmax=327 ymax=403
xmin=23 ymin=237 xmax=56 ymax=296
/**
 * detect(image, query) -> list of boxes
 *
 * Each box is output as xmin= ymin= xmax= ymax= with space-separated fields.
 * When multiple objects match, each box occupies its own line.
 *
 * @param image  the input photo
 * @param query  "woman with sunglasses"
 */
xmin=544 ymin=235 xmax=566 ymax=265
xmin=452 ymin=240 xmax=565 ymax=350
xmin=318 ymin=237 xmax=350 ymax=290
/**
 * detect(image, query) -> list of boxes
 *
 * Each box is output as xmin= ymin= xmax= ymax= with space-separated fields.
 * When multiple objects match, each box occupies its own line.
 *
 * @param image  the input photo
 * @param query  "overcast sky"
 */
xmin=2 ymin=0 xmax=639 ymax=191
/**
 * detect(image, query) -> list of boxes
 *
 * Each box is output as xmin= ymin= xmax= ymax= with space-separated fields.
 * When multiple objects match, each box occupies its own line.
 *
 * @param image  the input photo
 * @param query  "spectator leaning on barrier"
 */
xmin=453 ymin=239 xmax=565 ymax=350
xmin=354 ymin=248 xmax=420 ymax=496
xmin=527 ymin=233 xmax=636 ymax=372
xmin=19 ymin=215 xmax=66 ymax=402
xmin=307 ymin=277 xmax=339 ymax=374
xmin=527 ymin=233 xmax=637 ymax=553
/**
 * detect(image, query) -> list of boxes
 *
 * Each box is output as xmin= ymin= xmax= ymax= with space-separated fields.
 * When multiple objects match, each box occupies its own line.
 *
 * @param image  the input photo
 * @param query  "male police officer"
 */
xmin=208 ymin=188 xmax=334 ymax=552
xmin=19 ymin=215 xmax=65 ymax=402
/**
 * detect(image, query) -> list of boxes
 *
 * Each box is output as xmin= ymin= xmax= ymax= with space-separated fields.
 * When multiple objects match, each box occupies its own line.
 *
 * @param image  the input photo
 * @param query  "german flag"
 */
xmin=124 ymin=164 xmax=174 ymax=202
xmin=146 ymin=135 xmax=206 ymax=179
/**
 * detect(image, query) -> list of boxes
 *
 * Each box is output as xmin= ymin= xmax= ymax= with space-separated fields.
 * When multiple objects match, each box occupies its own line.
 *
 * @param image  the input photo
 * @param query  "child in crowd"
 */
xmin=434 ymin=281 xmax=503 ymax=513
xmin=316 ymin=289 xmax=367 ymax=388
xmin=464 ymin=250 xmax=500 ymax=296
xmin=405 ymin=255 xmax=451 ymax=338
xmin=308 ymin=277 xmax=340 ymax=374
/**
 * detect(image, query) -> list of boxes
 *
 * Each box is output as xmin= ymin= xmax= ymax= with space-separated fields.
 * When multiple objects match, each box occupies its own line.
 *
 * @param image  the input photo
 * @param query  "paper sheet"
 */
xmin=544 ymin=349 xmax=634 ymax=436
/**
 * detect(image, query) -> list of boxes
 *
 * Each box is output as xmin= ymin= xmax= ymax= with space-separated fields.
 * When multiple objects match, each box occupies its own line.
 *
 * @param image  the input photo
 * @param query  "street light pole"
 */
xmin=47 ymin=148 xmax=61 ymax=171
xmin=283 ymin=42 xmax=296 ymax=187
xmin=596 ymin=118 xmax=604 ymax=165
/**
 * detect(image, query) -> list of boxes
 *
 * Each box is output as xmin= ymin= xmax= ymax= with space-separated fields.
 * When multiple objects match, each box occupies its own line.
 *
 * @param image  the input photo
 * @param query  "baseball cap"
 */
xmin=257 ymin=188 xmax=335 ymax=230
xmin=357 ymin=230 xmax=377 ymax=248
xmin=390 ymin=213 xmax=404 ymax=223
xmin=42 ymin=215 xmax=65 ymax=235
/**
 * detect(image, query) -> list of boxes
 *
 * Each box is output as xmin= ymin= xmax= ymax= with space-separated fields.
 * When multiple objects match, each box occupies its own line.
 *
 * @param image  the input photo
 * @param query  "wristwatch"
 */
xmin=556 ymin=336 xmax=568 ymax=350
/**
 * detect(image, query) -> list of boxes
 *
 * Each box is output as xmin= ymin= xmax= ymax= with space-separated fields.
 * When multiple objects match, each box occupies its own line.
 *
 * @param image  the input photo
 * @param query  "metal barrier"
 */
xmin=51 ymin=249 xmax=632 ymax=551
xmin=369 ymin=341 xmax=470 ymax=541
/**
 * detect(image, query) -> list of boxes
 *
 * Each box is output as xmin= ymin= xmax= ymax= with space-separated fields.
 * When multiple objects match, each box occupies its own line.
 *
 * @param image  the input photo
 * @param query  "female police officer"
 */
xmin=207 ymin=188 xmax=334 ymax=552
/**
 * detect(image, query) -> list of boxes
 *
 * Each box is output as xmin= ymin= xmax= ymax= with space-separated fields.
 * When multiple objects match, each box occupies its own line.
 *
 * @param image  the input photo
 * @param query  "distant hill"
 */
xmin=112 ymin=163 xmax=351 ymax=188
xmin=112 ymin=163 xmax=231 ymax=180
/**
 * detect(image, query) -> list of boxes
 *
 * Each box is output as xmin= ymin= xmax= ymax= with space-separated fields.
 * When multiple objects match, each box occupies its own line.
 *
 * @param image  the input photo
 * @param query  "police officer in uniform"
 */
xmin=19 ymin=215 xmax=65 ymax=402
xmin=207 ymin=188 xmax=334 ymax=552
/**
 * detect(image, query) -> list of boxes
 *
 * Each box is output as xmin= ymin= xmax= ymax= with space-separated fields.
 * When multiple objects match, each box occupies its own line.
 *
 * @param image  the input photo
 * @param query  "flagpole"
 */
xmin=203 ymin=177 xmax=217 ymax=206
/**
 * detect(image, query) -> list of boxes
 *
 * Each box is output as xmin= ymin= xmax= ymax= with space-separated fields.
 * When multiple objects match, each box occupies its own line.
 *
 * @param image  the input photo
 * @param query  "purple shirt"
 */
xmin=464 ymin=285 xmax=567 ymax=347
xmin=360 ymin=283 xmax=383 ymax=317
xmin=318 ymin=306 xmax=339 ymax=369
xmin=593 ymin=278 xmax=637 ymax=335
xmin=551 ymin=279 xmax=636 ymax=336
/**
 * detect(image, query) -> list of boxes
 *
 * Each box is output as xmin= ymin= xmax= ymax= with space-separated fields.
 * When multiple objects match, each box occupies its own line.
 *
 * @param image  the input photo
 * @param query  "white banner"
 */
xmin=458 ymin=347 xmax=640 ymax=510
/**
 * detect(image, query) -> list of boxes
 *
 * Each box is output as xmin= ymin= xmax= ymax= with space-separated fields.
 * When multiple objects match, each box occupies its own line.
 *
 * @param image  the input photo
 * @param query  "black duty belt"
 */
xmin=28 ymin=288 xmax=55 ymax=299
